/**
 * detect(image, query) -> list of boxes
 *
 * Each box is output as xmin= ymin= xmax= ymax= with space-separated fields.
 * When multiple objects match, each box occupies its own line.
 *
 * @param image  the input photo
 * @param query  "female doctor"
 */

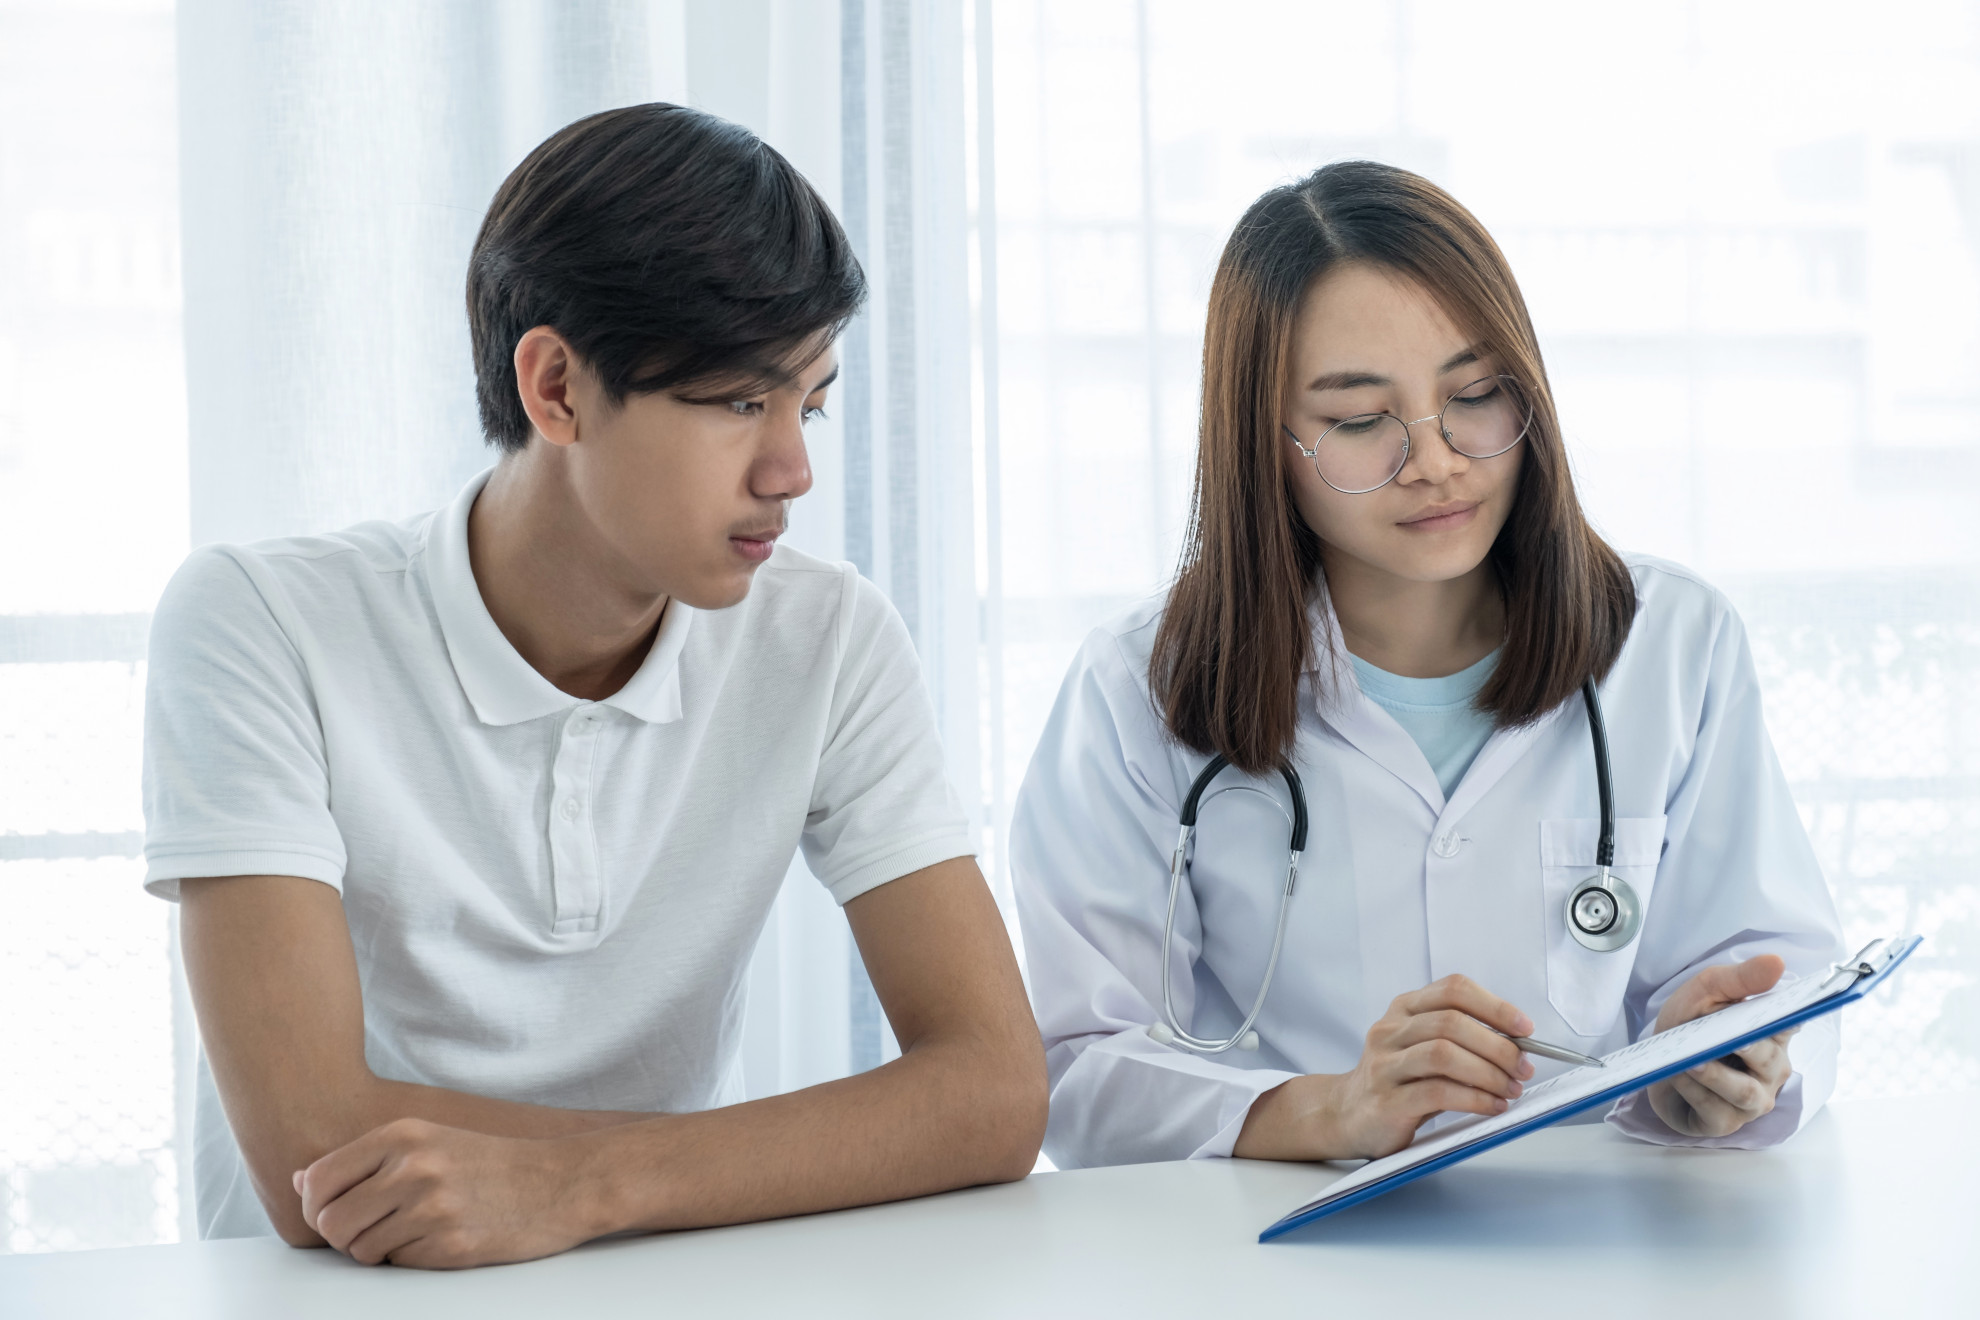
xmin=1010 ymin=161 xmax=1846 ymax=1170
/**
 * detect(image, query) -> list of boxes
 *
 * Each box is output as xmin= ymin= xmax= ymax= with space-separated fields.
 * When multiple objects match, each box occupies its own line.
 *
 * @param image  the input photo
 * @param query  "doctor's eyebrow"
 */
xmin=1304 ymin=347 xmax=1482 ymax=394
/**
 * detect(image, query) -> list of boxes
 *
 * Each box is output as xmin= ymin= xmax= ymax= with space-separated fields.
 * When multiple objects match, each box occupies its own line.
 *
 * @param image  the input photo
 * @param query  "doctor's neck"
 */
xmin=1321 ymin=547 xmax=1505 ymax=681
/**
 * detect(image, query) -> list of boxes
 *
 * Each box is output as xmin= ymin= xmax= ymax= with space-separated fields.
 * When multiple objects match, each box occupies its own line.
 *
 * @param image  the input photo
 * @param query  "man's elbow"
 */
xmin=248 ymin=1158 xmax=333 ymax=1248
xmin=241 ymin=1106 xmax=383 ymax=1247
xmin=972 ymin=1043 xmax=1050 ymax=1184
xmin=272 ymin=1215 xmax=328 ymax=1249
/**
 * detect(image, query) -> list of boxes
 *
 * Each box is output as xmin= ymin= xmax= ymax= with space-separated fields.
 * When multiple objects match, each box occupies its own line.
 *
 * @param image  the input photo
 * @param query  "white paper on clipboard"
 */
xmin=1261 ymin=935 xmax=1920 ymax=1241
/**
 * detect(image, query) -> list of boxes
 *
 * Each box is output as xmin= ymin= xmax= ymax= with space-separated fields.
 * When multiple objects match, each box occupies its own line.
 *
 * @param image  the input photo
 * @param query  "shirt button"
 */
xmin=561 ymin=798 xmax=582 ymax=821
xmin=1433 ymin=833 xmax=1463 ymax=858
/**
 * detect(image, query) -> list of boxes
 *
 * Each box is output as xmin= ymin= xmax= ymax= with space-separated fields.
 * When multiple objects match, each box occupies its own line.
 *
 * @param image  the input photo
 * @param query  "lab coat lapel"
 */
xmin=1307 ymin=599 xmax=1446 ymax=817
xmin=1438 ymin=699 xmax=1574 ymax=829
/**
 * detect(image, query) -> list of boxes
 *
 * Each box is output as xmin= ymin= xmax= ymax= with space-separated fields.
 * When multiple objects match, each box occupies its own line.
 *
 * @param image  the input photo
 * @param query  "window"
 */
xmin=0 ymin=0 xmax=189 ymax=1252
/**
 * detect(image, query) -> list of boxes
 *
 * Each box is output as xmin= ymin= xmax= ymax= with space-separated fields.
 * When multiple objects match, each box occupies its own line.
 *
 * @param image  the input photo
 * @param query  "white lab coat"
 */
xmin=1011 ymin=555 xmax=1845 ymax=1169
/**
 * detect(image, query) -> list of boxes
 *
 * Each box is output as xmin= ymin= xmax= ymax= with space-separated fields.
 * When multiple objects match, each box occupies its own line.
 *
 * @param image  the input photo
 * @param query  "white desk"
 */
xmin=4 ymin=1093 xmax=1974 ymax=1319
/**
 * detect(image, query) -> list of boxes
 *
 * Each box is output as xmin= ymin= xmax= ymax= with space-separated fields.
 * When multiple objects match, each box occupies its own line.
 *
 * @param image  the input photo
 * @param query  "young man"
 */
xmin=142 ymin=104 xmax=1046 ymax=1269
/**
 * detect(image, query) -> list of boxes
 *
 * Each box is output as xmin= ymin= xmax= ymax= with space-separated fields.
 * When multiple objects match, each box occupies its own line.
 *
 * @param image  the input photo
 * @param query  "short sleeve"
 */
xmin=141 ymin=546 xmax=347 ymax=899
xmin=798 ymin=568 xmax=975 ymax=904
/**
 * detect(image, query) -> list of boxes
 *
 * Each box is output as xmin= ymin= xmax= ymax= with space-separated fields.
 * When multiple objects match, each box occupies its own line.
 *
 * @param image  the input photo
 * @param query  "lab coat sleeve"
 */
xmin=1011 ymin=629 xmax=1297 ymax=1169
xmin=1605 ymin=583 xmax=1845 ymax=1149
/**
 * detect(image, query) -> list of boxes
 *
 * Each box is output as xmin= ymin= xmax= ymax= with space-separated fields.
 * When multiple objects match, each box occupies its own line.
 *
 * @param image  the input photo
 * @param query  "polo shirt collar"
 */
xmin=424 ymin=468 xmax=694 ymax=727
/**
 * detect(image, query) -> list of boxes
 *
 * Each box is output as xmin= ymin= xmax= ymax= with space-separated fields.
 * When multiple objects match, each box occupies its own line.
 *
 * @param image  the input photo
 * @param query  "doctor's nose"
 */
xmin=1397 ymin=417 xmax=1470 ymax=485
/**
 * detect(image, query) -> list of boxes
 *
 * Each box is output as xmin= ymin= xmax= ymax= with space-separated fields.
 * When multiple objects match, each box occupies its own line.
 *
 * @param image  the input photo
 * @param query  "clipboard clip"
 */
xmin=1823 ymin=938 xmax=1893 ymax=990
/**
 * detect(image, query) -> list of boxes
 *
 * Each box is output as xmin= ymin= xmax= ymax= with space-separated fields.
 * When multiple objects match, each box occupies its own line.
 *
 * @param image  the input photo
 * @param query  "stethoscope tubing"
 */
xmin=1580 ymin=677 xmax=1616 ymax=869
xmin=1156 ymin=755 xmax=1306 ymax=1055
xmin=1153 ymin=677 xmax=1627 ymax=1055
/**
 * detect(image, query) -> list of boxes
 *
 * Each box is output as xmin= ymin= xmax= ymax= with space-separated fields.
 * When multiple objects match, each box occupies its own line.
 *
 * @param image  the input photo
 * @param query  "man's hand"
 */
xmin=295 ymin=1119 xmax=603 ymax=1269
xmin=1236 ymin=974 xmax=1536 ymax=1162
xmin=1646 ymin=955 xmax=1798 ymax=1138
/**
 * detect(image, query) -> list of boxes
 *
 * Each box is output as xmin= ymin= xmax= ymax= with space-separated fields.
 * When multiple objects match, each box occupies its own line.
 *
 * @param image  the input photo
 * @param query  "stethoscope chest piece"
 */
xmin=1565 ymin=868 xmax=1643 ymax=952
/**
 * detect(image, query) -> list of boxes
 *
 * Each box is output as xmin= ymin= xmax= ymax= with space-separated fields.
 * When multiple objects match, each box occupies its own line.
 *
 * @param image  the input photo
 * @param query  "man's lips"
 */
xmin=1398 ymin=501 xmax=1479 ymax=531
xmin=729 ymin=528 xmax=782 ymax=562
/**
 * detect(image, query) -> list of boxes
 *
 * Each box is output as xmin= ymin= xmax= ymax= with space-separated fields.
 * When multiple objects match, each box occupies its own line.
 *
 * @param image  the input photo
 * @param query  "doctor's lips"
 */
xmin=728 ymin=521 xmax=784 ymax=563
xmin=1397 ymin=500 xmax=1479 ymax=532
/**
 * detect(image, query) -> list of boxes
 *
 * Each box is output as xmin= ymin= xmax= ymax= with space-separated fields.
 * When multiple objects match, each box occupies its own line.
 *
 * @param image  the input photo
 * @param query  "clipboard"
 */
xmin=1259 ymin=934 xmax=1922 ymax=1243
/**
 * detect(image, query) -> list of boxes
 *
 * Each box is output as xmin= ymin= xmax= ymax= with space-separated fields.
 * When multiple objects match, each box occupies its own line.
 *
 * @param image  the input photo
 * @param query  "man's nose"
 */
xmin=754 ymin=405 xmax=815 ymax=502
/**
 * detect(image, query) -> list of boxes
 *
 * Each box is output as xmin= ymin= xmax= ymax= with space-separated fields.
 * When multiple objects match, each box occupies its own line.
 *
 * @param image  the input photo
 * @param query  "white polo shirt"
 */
xmin=142 ymin=469 xmax=975 ymax=1239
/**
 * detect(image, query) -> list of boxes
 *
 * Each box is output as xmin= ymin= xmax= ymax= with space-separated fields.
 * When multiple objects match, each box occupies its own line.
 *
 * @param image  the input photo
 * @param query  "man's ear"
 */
xmin=513 ymin=326 xmax=583 ymax=449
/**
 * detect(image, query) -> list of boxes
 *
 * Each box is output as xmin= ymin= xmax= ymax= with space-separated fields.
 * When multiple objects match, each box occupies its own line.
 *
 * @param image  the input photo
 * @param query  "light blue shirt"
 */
xmin=1347 ymin=649 xmax=1501 ymax=799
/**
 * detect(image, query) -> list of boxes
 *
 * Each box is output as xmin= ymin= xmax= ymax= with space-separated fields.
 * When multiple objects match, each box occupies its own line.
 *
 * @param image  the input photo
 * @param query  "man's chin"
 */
xmin=672 ymin=566 xmax=764 ymax=613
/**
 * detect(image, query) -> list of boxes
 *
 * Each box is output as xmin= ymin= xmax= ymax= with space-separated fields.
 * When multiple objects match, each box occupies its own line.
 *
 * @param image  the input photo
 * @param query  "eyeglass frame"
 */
xmin=1281 ymin=373 xmax=1533 ymax=495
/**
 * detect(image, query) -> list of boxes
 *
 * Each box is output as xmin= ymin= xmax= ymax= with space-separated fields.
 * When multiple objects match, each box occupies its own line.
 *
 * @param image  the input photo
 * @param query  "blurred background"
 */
xmin=1 ymin=0 xmax=1974 ymax=1253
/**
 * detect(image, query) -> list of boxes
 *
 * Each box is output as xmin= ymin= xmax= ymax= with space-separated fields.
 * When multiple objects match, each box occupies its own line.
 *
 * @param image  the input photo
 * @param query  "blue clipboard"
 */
xmin=1258 ymin=935 xmax=1922 ymax=1243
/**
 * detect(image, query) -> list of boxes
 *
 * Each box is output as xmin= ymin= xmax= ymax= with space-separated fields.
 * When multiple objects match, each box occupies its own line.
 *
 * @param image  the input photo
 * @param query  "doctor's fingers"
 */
xmin=1386 ymin=1009 xmax=1532 ymax=1082
xmin=1725 ymin=1037 xmax=1793 ymax=1090
xmin=1393 ymin=1077 xmax=1513 ymax=1123
xmin=1386 ymin=1038 xmax=1526 ymax=1100
xmin=1679 ymin=1058 xmax=1775 ymax=1118
xmin=1392 ymin=975 xmax=1535 ymax=1039
xmin=1668 ymin=1070 xmax=1767 ymax=1136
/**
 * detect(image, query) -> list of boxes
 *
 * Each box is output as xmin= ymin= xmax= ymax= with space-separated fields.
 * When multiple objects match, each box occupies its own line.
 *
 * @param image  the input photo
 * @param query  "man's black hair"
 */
xmin=467 ymin=103 xmax=866 ymax=452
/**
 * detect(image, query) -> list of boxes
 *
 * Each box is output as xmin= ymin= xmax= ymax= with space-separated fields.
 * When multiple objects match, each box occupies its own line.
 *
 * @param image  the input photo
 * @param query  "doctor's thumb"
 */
xmin=1721 ymin=954 xmax=1786 ymax=1001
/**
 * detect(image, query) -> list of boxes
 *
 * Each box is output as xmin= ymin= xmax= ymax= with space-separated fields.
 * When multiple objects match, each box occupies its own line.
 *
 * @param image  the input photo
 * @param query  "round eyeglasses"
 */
xmin=1283 ymin=374 xmax=1534 ymax=495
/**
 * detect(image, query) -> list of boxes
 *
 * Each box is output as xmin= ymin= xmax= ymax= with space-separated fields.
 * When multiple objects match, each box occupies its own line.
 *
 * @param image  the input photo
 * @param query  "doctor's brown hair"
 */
xmin=1151 ymin=160 xmax=1635 ymax=774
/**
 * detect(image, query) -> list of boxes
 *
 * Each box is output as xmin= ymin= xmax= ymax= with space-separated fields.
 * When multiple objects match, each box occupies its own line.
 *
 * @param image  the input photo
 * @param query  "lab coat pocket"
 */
xmin=1539 ymin=816 xmax=1666 ymax=1037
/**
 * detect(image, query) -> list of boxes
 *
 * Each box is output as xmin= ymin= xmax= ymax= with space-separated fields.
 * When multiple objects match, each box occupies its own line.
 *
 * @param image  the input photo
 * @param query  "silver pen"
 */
xmin=1508 ymin=1034 xmax=1605 ymax=1068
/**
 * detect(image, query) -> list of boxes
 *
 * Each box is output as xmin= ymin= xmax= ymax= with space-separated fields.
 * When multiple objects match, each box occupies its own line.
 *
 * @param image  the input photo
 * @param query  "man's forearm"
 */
xmin=566 ymin=1029 xmax=1042 ymax=1238
xmin=372 ymin=1078 xmax=647 ymax=1140
xmin=286 ymin=860 xmax=1047 ymax=1266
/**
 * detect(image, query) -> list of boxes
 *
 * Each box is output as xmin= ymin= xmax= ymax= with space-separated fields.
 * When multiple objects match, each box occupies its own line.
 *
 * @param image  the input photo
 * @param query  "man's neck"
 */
xmin=467 ymin=452 xmax=668 ymax=702
xmin=1322 ymin=548 xmax=1503 ymax=680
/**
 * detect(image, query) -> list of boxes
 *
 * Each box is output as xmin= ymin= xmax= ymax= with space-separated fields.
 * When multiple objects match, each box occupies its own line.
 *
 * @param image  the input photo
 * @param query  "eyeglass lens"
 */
xmin=1311 ymin=375 xmax=1533 ymax=494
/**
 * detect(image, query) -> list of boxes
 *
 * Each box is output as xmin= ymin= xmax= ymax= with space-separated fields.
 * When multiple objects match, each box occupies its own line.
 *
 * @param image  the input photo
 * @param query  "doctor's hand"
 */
xmin=1645 ymin=955 xmax=1798 ymax=1139
xmin=294 ymin=1118 xmax=601 ymax=1269
xmin=1234 ymin=975 xmax=1536 ymax=1162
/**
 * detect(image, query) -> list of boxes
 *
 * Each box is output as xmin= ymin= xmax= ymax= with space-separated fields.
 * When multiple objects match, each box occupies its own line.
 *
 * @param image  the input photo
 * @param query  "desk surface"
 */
xmin=3 ymin=1093 xmax=1974 ymax=1319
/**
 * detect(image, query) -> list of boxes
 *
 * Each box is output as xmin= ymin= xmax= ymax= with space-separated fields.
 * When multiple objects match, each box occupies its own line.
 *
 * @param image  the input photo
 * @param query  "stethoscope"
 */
xmin=1147 ymin=676 xmax=1639 ymax=1056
